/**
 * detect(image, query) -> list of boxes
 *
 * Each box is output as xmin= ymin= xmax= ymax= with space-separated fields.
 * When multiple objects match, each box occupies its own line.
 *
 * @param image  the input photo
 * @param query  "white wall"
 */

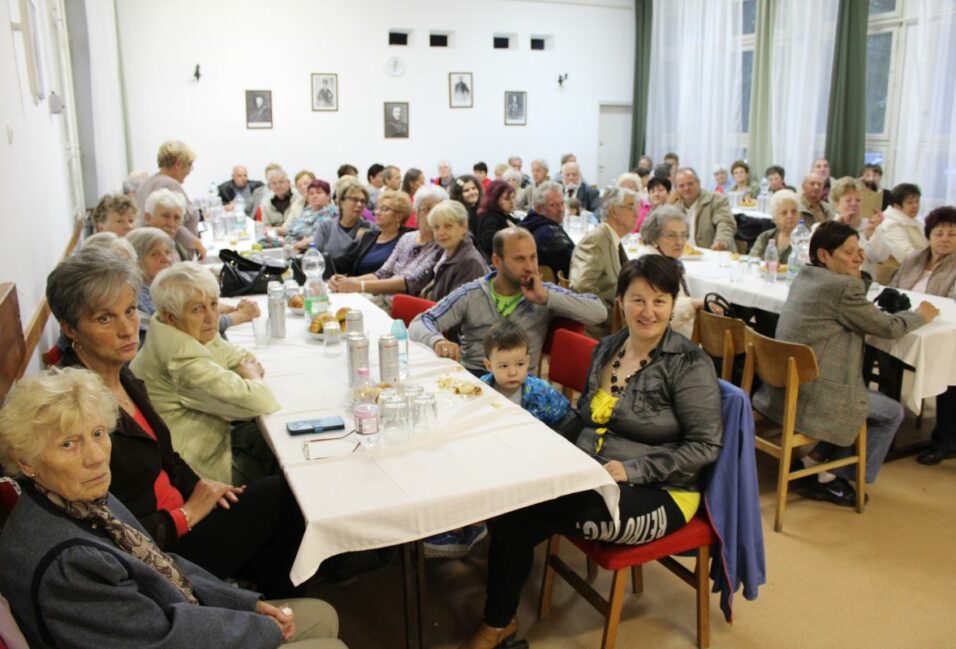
xmin=115 ymin=0 xmax=634 ymax=195
xmin=0 ymin=0 xmax=83 ymax=364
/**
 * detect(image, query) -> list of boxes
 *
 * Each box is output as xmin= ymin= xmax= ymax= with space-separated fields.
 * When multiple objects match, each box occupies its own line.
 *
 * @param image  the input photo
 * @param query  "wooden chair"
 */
xmin=557 ymin=270 xmax=571 ymax=289
xmin=873 ymin=257 xmax=900 ymax=285
xmin=0 ymin=284 xmax=27 ymax=404
xmin=693 ymin=310 xmax=747 ymax=384
xmin=539 ymin=514 xmax=717 ymax=649
xmin=538 ymin=265 xmax=556 ymax=284
xmin=546 ymin=329 xmax=597 ymax=399
xmin=741 ymin=327 xmax=866 ymax=532
xmin=390 ymin=294 xmax=436 ymax=327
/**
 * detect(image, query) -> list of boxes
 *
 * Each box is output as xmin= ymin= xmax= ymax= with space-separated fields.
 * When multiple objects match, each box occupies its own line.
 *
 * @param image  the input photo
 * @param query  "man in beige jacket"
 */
xmin=673 ymin=168 xmax=736 ymax=250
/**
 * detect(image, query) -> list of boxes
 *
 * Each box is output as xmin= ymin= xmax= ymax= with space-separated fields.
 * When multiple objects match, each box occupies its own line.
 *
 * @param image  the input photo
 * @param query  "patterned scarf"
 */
xmin=34 ymin=482 xmax=199 ymax=605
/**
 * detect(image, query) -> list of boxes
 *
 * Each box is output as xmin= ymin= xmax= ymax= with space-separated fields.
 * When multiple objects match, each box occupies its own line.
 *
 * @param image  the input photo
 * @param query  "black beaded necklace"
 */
xmin=609 ymin=344 xmax=654 ymax=396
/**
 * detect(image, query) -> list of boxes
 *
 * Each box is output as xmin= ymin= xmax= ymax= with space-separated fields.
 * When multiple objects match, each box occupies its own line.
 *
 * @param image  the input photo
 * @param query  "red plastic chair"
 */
xmin=391 ymin=294 xmax=436 ymax=327
xmin=0 ymin=478 xmax=20 ymax=530
xmin=542 ymin=317 xmax=585 ymax=357
xmin=539 ymin=513 xmax=718 ymax=649
xmin=546 ymin=329 xmax=597 ymax=398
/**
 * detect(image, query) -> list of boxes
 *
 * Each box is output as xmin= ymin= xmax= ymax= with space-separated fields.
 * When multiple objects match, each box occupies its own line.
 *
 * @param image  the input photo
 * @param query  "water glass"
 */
xmin=323 ymin=320 xmax=343 ymax=356
xmin=410 ymin=393 xmax=438 ymax=433
xmin=251 ymin=317 xmax=269 ymax=349
xmin=729 ymin=261 xmax=745 ymax=284
xmin=380 ymin=396 xmax=408 ymax=442
xmin=402 ymin=384 xmax=424 ymax=410
xmin=717 ymin=251 xmax=731 ymax=268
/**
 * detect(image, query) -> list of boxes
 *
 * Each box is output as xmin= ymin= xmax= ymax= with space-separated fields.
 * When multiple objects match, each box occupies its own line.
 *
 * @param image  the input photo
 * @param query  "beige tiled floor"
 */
xmin=305 ymin=410 xmax=956 ymax=649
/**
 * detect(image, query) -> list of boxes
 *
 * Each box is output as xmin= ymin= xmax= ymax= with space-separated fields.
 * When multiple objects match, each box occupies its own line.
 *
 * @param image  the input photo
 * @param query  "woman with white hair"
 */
xmin=329 ymin=185 xmax=445 ymax=306
xmin=636 ymin=205 xmax=703 ymax=338
xmin=258 ymin=168 xmax=304 ymax=228
xmin=126 ymin=228 xmax=259 ymax=341
xmin=426 ymin=200 xmax=489 ymax=302
xmin=750 ymin=189 xmax=802 ymax=263
xmin=46 ymin=250 xmax=309 ymax=599
xmin=143 ymin=188 xmax=191 ymax=261
xmin=130 ymin=262 xmax=280 ymax=485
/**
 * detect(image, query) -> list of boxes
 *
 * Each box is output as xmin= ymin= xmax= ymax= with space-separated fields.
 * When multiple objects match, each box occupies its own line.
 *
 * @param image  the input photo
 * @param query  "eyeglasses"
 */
xmin=375 ymin=205 xmax=394 ymax=213
xmin=344 ymin=196 xmax=367 ymax=205
xmin=661 ymin=232 xmax=690 ymax=241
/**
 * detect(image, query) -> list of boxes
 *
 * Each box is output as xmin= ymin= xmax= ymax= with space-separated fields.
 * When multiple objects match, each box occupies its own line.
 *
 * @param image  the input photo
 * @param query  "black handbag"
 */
xmin=218 ymin=249 xmax=287 ymax=297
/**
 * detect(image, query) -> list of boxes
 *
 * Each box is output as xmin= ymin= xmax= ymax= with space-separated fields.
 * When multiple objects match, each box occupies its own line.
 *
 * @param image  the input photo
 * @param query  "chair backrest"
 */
xmin=557 ymin=270 xmax=570 ymax=289
xmin=547 ymin=329 xmax=598 ymax=395
xmin=874 ymin=257 xmax=900 ymax=285
xmin=0 ymin=284 xmax=26 ymax=405
xmin=741 ymin=327 xmax=818 ymax=394
xmin=538 ymin=265 xmax=556 ymax=284
xmin=695 ymin=310 xmax=747 ymax=382
xmin=542 ymin=317 xmax=585 ymax=357
xmin=0 ymin=478 xmax=20 ymax=530
xmin=391 ymin=294 xmax=436 ymax=327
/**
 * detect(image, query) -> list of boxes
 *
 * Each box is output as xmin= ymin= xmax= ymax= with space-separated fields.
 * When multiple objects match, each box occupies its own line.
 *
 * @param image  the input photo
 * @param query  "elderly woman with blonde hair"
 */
xmin=259 ymin=168 xmax=304 ymax=228
xmin=0 ymin=368 xmax=347 ymax=648
xmin=135 ymin=139 xmax=206 ymax=260
xmin=829 ymin=176 xmax=890 ymax=277
xmin=425 ymin=199 xmax=489 ymax=301
xmin=130 ymin=262 xmax=280 ymax=485
xmin=91 ymin=193 xmax=137 ymax=237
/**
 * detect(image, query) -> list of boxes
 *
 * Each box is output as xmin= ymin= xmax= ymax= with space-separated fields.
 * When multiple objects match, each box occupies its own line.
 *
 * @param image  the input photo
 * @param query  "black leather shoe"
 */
xmin=916 ymin=447 xmax=956 ymax=466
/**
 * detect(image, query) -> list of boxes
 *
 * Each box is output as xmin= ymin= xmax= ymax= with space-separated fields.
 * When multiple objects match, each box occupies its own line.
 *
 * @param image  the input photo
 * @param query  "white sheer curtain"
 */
xmin=770 ymin=0 xmax=839 ymax=186
xmin=893 ymin=0 xmax=956 ymax=211
xmin=646 ymin=0 xmax=743 ymax=175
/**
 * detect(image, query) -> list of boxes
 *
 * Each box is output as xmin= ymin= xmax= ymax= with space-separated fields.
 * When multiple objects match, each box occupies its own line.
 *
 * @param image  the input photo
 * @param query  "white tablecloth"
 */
xmin=676 ymin=250 xmax=956 ymax=414
xmin=228 ymin=293 xmax=619 ymax=585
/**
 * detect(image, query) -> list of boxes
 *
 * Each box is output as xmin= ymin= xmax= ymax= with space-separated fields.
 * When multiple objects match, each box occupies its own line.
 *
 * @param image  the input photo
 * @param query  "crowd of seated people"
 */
xmin=2 ymin=137 xmax=951 ymax=649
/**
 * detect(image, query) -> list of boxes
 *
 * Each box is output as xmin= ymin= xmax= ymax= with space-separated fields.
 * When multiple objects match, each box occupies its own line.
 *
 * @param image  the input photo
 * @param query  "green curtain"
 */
xmin=825 ymin=0 xmax=869 ymax=178
xmin=629 ymin=0 xmax=653 ymax=169
xmin=747 ymin=0 xmax=776 ymax=178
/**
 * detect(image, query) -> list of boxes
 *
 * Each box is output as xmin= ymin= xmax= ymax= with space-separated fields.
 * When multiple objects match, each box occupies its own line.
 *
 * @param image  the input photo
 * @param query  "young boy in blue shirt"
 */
xmin=480 ymin=320 xmax=570 ymax=427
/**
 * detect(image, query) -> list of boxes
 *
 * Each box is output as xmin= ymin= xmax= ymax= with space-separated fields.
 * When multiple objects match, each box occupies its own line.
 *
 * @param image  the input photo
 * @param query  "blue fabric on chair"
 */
xmin=703 ymin=380 xmax=766 ymax=622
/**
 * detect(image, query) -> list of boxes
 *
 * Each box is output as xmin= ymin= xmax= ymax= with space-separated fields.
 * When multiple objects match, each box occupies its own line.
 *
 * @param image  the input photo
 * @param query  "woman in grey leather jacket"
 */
xmin=459 ymin=256 xmax=723 ymax=649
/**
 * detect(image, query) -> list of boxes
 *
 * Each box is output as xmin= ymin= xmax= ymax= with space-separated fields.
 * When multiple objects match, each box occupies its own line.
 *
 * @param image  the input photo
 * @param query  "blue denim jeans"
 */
xmin=814 ymin=390 xmax=903 ymax=484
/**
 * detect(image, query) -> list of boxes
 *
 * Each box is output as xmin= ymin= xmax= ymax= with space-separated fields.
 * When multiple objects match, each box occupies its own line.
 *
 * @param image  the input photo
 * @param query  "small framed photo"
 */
xmin=311 ymin=73 xmax=338 ymax=111
xmin=245 ymin=90 xmax=273 ymax=129
xmin=384 ymin=102 xmax=409 ymax=139
xmin=448 ymin=72 xmax=473 ymax=108
xmin=504 ymin=91 xmax=527 ymax=126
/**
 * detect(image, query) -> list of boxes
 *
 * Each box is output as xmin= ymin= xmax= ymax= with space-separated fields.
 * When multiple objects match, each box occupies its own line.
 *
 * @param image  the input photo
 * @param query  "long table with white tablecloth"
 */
xmin=227 ymin=293 xmax=619 ymax=586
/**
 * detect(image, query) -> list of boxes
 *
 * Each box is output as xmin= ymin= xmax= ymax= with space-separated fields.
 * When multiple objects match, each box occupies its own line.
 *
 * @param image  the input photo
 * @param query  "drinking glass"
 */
xmin=717 ymin=251 xmax=731 ymax=268
xmin=410 ymin=393 xmax=438 ymax=433
xmin=323 ymin=320 xmax=343 ymax=356
xmin=251 ymin=317 xmax=269 ymax=349
xmin=729 ymin=261 xmax=745 ymax=284
xmin=402 ymin=384 xmax=424 ymax=411
xmin=380 ymin=396 xmax=408 ymax=443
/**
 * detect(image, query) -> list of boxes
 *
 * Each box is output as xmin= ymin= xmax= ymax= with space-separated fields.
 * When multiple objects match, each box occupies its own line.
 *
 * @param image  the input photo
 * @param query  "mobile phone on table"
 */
xmin=286 ymin=416 xmax=346 ymax=436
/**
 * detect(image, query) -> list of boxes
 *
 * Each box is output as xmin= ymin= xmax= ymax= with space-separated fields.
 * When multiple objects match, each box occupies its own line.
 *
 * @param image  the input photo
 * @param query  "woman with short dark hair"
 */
xmin=753 ymin=221 xmax=938 ymax=504
xmin=879 ymin=183 xmax=926 ymax=263
xmin=458 ymin=256 xmax=722 ymax=649
xmin=730 ymin=160 xmax=758 ymax=198
xmin=476 ymin=180 xmax=518 ymax=259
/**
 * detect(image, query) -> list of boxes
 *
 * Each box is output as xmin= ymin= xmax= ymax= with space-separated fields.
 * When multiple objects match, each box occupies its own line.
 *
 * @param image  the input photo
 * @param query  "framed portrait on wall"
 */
xmin=448 ymin=72 xmax=473 ymax=108
xmin=246 ymin=90 xmax=273 ymax=129
xmin=504 ymin=91 xmax=527 ymax=126
xmin=311 ymin=73 xmax=338 ymax=111
xmin=384 ymin=102 xmax=409 ymax=139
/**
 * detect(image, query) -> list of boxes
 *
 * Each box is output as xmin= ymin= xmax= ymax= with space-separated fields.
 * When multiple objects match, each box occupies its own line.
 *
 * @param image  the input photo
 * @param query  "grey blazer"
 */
xmin=752 ymin=265 xmax=925 ymax=445
xmin=680 ymin=190 xmax=736 ymax=250
xmin=0 ymin=485 xmax=283 ymax=649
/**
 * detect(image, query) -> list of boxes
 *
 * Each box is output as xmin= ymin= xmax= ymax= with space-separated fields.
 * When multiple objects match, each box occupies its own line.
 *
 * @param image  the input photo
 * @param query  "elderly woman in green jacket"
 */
xmin=130 ymin=262 xmax=279 ymax=484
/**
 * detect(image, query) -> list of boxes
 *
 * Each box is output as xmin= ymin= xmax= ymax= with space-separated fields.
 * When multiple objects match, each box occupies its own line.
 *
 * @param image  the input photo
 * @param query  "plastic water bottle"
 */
xmin=764 ymin=239 xmax=779 ymax=284
xmin=302 ymin=244 xmax=329 ymax=318
xmin=233 ymin=194 xmax=246 ymax=217
xmin=759 ymin=176 xmax=770 ymax=196
xmin=390 ymin=319 xmax=410 ymax=380
xmin=789 ymin=219 xmax=811 ymax=279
